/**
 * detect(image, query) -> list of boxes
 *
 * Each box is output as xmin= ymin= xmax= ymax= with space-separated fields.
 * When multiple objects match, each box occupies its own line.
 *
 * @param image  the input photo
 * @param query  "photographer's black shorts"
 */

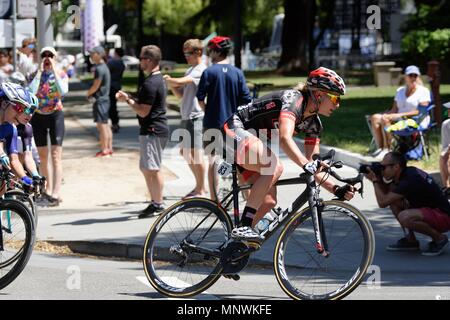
xmin=31 ymin=111 xmax=65 ymax=147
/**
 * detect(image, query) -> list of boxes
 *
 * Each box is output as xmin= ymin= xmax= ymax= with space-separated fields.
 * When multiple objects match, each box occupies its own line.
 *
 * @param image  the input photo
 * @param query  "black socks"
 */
xmin=241 ymin=206 xmax=257 ymax=227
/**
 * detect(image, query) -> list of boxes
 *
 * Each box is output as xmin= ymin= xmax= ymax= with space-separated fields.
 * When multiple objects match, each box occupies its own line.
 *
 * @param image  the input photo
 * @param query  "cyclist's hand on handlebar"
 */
xmin=0 ymin=153 xmax=10 ymax=169
xmin=334 ymin=184 xmax=356 ymax=201
xmin=21 ymin=176 xmax=33 ymax=187
xmin=303 ymin=160 xmax=322 ymax=175
xmin=32 ymin=174 xmax=45 ymax=185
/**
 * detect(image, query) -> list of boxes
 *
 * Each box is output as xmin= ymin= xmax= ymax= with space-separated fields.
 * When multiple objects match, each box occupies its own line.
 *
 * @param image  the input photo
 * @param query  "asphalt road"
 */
xmin=1 ymin=252 xmax=449 ymax=301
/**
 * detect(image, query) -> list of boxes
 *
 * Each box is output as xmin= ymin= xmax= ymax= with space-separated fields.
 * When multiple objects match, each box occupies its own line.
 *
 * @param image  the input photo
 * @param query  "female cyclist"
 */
xmin=222 ymin=67 xmax=356 ymax=242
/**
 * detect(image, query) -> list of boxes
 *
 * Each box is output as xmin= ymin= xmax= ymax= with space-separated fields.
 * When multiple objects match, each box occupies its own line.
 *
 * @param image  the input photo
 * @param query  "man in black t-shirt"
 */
xmin=107 ymin=48 xmax=126 ymax=133
xmin=365 ymin=152 xmax=450 ymax=256
xmin=116 ymin=45 xmax=169 ymax=218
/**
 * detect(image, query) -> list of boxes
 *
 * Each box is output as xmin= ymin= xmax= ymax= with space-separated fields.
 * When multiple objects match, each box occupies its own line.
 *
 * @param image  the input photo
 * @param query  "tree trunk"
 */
xmin=278 ymin=0 xmax=314 ymax=74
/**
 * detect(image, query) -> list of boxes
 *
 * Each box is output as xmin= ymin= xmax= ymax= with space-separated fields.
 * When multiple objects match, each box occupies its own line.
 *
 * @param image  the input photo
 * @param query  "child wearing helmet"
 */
xmin=220 ymin=67 xmax=354 ymax=243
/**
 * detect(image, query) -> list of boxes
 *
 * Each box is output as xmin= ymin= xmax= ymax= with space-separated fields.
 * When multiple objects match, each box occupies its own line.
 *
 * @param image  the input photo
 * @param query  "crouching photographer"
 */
xmin=362 ymin=151 xmax=450 ymax=256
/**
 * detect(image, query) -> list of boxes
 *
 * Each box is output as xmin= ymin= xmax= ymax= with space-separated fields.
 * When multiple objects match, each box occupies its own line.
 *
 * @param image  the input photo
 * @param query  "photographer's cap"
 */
xmin=405 ymin=65 xmax=421 ymax=76
xmin=89 ymin=46 xmax=106 ymax=56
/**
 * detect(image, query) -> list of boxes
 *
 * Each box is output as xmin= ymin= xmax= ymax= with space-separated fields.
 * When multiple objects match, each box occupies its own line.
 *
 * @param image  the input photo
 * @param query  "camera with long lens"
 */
xmin=359 ymin=162 xmax=384 ymax=176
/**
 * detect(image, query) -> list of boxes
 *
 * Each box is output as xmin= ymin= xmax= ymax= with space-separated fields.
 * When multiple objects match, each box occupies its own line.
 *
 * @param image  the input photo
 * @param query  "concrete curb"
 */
xmin=46 ymin=240 xmax=274 ymax=267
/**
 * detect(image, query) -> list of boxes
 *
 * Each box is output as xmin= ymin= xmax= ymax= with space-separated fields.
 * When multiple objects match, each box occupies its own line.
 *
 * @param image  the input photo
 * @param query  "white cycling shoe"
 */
xmin=231 ymin=226 xmax=264 ymax=243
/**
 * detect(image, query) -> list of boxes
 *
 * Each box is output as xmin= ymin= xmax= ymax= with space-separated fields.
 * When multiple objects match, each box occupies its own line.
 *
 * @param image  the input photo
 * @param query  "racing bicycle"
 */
xmin=143 ymin=150 xmax=375 ymax=300
xmin=0 ymin=168 xmax=36 ymax=290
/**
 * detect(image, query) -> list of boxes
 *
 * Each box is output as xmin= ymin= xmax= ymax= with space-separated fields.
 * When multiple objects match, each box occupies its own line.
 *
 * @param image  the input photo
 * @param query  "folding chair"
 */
xmin=388 ymin=103 xmax=436 ymax=161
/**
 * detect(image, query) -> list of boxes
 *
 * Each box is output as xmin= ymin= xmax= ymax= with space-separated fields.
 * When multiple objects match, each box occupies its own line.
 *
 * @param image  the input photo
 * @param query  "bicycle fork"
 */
xmin=307 ymin=176 xmax=330 ymax=257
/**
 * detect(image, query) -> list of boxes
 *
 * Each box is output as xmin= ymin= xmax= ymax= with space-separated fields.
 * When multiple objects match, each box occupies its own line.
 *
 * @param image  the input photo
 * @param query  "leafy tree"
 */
xmin=401 ymin=0 xmax=450 ymax=72
xmin=278 ymin=0 xmax=336 ymax=73
xmin=142 ymin=0 xmax=204 ymax=36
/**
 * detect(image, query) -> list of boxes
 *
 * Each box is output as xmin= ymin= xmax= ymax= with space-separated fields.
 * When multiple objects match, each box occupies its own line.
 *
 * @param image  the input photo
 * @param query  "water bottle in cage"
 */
xmin=255 ymin=211 xmax=278 ymax=233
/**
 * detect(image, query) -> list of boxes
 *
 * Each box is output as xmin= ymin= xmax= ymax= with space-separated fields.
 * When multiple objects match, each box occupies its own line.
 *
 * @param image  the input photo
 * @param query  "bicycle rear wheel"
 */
xmin=0 ymin=199 xmax=35 ymax=290
xmin=143 ymin=198 xmax=233 ymax=298
xmin=274 ymin=201 xmax=375 ymax=300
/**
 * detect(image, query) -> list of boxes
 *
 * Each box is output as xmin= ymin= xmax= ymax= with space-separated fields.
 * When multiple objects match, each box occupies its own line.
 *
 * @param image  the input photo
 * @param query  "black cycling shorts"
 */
xmin=30 ymin=110 xmax=65 ymax=147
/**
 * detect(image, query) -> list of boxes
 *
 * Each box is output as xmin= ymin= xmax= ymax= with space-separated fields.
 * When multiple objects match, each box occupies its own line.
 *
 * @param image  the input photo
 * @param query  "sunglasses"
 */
xmin=408 ymin=74 xmax=418 ymax=78
xmin=139 ymin=56 xmax=151 ymax=61
xmin=10 ymin=102 xmax=36 ymax=116
xmin=24 ymin=105 xmax=37 ymax=116
xmin=326 ymin=93 xmax=340 ymax=105
xmin=183 ymin=51 xmax=195 ymax=57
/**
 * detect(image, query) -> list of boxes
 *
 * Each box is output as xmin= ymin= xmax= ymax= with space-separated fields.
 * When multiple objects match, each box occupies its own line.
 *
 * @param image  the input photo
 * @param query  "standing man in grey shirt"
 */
xmin=165 ymin=39 xmax=207 ymax=198
xmin=87 ymin=46 xmax=113 ymax=157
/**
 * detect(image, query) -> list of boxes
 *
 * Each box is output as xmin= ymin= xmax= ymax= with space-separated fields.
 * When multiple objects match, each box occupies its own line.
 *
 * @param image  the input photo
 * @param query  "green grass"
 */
xmin=80 ymin=68 xmax=450 ymax=171
xmin=319 ymin=85 xmax=450 ymax=171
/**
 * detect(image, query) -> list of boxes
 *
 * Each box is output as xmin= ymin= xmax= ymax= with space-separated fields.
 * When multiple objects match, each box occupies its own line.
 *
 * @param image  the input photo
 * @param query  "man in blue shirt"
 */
xmin=196 ymin=36 xmax=251 ymax=201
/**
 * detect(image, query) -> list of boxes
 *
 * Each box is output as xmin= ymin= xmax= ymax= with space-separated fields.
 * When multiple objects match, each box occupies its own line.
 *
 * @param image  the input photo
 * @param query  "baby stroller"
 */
xmin=386 ymin=104 xmax=436 ymax=161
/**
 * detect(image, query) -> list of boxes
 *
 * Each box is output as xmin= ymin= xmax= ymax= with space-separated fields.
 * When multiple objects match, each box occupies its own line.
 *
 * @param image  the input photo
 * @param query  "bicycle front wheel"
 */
xmin=143 ymin=198 xmax=233 ymax=298
xmin=4 ymin=190 xmax=37 ymax=226
xmin=0 ymin=199 xmax=35 ymax=290
xmin=274 ymin=201 xmax=375 ymax=300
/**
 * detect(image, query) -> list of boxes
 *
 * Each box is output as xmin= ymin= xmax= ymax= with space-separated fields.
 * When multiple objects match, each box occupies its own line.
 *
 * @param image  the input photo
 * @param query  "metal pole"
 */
xmin=137 ymin=0 xmax=144 ymax=88
xmin=104 ymin=0 xmax=108 ymax=48
xmin=12 ymin=0 xmax=17 ymax=71
xmin=37 ymin=0 xmax=54 ymax=53
xmin=233 ymin=0 xmax=242 ymax=68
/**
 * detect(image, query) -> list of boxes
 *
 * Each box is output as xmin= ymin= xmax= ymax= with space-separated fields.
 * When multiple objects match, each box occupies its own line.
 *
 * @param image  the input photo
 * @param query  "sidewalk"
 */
xmin=36 ymin=84 xmax=450 ymax=278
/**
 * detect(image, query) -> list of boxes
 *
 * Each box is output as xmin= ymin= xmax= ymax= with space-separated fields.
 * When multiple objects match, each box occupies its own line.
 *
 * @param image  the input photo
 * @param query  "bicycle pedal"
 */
xmin=222 ymin=274 xmax=240 ymax=281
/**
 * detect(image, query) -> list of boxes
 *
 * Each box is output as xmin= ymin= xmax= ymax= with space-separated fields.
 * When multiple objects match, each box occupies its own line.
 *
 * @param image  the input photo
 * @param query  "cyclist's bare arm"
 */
xmin=279 ymin=117 xmax=340 ymax=194
xmin=303 ymin=137 xmax=337 ymax=193
xmin=279 ymin=117 xmax=309 ymax=167
xmin=23 ymin=151 xmax=38 ymax=176
xmin=9 ymin=153 xmax=27 ymax=179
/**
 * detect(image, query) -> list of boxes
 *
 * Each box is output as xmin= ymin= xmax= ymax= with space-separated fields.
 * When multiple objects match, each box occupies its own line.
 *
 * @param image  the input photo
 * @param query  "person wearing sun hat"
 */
xmin=28 ymin=46 xmax=69 ymax=207
xmin=369 ymin=65 xmax=431 ymax=160
xmin=17 ymin=38 xmax=38 ymax=83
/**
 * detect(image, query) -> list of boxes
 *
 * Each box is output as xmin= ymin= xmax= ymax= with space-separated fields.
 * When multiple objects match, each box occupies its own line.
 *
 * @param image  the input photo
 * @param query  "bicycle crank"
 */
xmin=220 ymin=240 xmax=254 ymax=274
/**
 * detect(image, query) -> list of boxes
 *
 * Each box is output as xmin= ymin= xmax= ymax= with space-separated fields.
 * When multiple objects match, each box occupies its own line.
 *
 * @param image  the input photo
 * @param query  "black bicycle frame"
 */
xmin=221 ymin=163 xmax=329 ymax=254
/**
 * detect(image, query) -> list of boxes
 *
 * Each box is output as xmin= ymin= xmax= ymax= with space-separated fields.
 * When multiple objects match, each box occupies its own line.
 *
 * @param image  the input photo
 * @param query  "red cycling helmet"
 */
xmin=307 ymin=67 xmax=346 ymax=95
xmin=207 ymin=36 xmax=233 ymax=52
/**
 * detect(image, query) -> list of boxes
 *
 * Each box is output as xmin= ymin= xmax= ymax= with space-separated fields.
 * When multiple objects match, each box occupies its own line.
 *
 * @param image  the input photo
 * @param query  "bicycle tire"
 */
xmin=0 ymin=199 xmax=35 ymax=290
xmin=0 ymin=198 xmax=35 ymax=268
xmin=4 ymin=190 xmax=37 ymax=226
xmin=143 ymin=198 xmax=233 ymax=298
xmin=273 ymin=201 xmax=375 ymax=300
